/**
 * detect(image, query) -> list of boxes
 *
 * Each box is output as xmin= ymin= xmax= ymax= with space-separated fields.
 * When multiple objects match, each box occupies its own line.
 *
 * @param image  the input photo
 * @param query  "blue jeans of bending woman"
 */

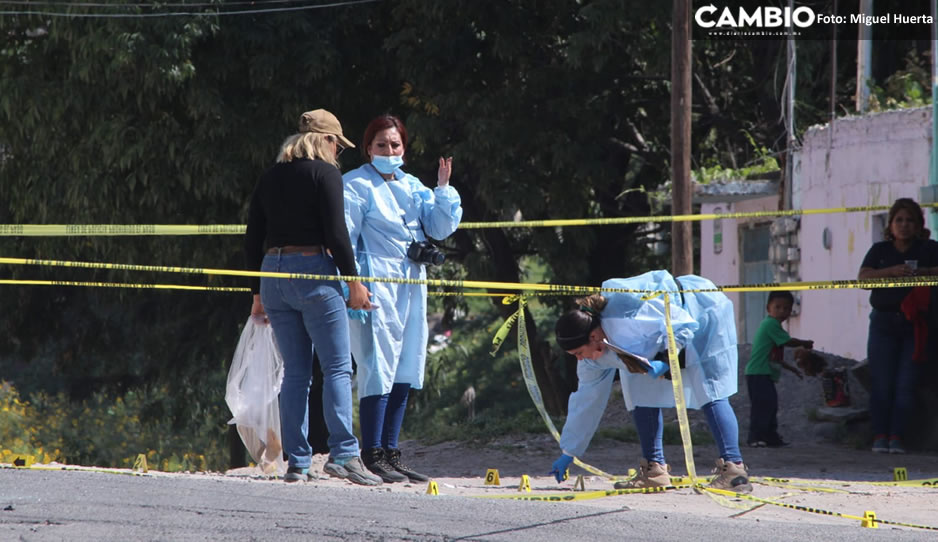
xmin=261 ymin=252 xmax=359 ymax=468
xmin=867 ymin=309 xmax=917 ymax=441
xmin=633 ymin=399 xmax=743 ymax=465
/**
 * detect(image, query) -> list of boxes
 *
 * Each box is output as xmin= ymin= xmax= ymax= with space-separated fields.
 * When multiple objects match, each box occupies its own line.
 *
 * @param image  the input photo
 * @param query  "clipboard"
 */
xmin=602 ymin=339 xmax=653 ymax=372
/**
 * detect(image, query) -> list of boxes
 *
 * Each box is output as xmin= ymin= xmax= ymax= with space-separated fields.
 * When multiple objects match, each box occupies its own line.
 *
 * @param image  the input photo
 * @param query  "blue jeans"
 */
xmin=746 ymin=374 xmax=778 ymax=443
xmin=359 ymin=383 xmax=411 ymax=450
xmin=632 ymin=407 xmax=665 ymax=464
xmin=702 ymin=398 xmax=743 ymax=463
xmin=261 ymin=252 xmax=359 ymax=468
xmin=633 ymin=399 xmax=743 ymax=465
xmin=867 ymin=309 xmax=918 ymax=440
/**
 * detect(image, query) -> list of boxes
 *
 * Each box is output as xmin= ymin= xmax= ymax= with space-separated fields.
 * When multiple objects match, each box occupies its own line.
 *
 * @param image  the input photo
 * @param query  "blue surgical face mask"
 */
xmin=371 ymin=154 xmax=404 ymax=175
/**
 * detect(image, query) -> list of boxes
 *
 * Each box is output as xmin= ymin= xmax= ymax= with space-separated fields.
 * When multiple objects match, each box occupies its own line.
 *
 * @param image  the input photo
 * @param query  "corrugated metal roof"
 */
xmin=692 ymin=178 xmax=779 ymax=203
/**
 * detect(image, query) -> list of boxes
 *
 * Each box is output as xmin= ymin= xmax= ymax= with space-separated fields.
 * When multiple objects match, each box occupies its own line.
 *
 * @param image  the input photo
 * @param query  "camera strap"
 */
xmin=399 ymin=214 xmax=420 ymax=243
xmin=379 ymin=173 xmax=433 ymax=245
xmin=396 ymin=204 xmax=432 ymax=244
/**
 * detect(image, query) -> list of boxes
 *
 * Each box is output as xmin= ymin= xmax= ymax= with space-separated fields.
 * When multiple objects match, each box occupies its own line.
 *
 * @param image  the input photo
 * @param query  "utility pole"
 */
xmin=671 ymin=0 xmax=693 ymax=275
xmin=784 ymin=0 xmax=796 ymax=211
xmin=856 ymin=0 xmax=873 ymax=112
xmin=929 ymin=0 xmax=938 ymax=237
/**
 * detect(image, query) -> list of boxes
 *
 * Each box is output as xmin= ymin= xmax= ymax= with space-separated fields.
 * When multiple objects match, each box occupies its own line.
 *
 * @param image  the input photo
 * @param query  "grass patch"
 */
xmin=596 ymin=422 xmax=714 ymax=446
xmin=596 ymin=426 xmax=638 ymax=442
xmin=405 ymin=408 xmax=551 ymax=445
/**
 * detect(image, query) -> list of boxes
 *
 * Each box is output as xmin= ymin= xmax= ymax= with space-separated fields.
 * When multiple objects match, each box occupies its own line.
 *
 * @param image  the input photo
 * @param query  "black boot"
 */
xmin=385 ymin=448 xmax=429 ymax=482
xmin=361 ymin=447 xmax=407 ymax=483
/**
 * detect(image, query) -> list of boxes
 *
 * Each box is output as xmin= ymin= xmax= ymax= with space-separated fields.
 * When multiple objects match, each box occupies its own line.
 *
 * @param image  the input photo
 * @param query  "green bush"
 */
xmin=405 ymin=282 xmax=564 ymax=444
xmin=0 ymin=379 xmax=228 ymax=472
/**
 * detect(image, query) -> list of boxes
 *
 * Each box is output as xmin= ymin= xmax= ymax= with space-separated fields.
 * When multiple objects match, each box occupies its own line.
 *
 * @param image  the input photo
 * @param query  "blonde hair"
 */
xmin=276 ymin=132 xmax=338 ymax=167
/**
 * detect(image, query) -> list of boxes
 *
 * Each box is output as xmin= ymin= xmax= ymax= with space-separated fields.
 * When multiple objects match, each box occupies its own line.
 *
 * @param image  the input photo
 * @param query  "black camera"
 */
xmin=406 ymin=240 xmax=445 ymax=266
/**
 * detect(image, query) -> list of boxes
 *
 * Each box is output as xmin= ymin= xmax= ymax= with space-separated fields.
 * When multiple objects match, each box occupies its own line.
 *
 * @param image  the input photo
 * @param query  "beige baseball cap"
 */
xmin=298 ymin=109 xmax=355 ymax=148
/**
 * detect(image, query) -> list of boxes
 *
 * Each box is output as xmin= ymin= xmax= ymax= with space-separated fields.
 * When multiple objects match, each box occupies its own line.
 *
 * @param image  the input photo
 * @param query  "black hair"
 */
xmin=554 ymin=294 xmax=608 ymax=351
xmin=767 ymin=290 xmax=794 ymax=307
xmin=884 ymin=197 xmax=930 ymax=241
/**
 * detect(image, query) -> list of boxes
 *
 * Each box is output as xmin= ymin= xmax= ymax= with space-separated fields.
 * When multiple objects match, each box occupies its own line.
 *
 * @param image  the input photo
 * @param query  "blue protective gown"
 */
xmin=558 ymin=270 xmax=739 ymax=457
xmin=343 ymin=164 xmax=463 ymax=398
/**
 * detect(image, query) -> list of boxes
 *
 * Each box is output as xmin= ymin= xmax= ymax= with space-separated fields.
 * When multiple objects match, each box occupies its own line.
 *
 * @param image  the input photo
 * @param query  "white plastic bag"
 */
xmin=225 ymin=317 xmax=285 ymax=475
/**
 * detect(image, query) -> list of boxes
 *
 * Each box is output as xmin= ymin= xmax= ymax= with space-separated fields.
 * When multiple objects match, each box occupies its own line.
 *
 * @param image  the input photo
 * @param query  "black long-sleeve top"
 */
xmin=860 ymin=238 xmax=938 ymax=311
xmin=244 ymin=158 xmax=357 ymax=293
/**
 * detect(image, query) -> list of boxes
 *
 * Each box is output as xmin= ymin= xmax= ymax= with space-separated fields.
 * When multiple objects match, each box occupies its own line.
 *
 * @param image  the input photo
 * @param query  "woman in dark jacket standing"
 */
xmin=858 ymin=197 xmax=938 ymax=454
xmin=245 ymin=109 xmax=380 ymax=485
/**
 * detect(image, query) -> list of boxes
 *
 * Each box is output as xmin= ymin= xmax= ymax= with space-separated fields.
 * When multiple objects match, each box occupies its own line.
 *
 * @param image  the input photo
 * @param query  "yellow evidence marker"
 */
xmin=133 ymin=453 xmax=149 ymax=473
xmin=518 ymin=474 xmax=532 ymax=492
xmin=861 ymin=510 xmax=878 ymax=529
xmin=11 ymin=455 xmax=34 ymax=468
xmin=426 ymin=480 xmax=440 ymax=495
xmin=484 ymin=468 xmax=501 ymax=486
xmin=893 ymin=467 xmax=908 ymax=481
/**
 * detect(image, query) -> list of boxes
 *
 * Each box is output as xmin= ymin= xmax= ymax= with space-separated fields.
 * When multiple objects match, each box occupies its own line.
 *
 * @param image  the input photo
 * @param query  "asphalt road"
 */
xmin=1 ymin=468 xmax=935 ymax=541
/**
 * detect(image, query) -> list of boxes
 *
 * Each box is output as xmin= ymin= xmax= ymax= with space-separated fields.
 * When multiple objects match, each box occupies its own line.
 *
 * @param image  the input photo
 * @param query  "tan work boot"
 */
xmin=709 ymin=458 xmax=752 ymax=493
xmin=614 ymin=459 xmax=670 ymax=489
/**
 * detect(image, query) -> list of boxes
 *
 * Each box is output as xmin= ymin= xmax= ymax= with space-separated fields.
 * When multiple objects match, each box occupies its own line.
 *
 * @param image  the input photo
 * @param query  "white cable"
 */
xmin=0 ymin=0 xmax=380 ymax=18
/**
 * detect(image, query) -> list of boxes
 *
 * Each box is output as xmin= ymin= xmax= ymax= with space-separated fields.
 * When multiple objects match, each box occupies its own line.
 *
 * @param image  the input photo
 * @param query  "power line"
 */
xmin=0 ymin=0 xmax=380 ymax=18
xmin=0 ymin=1 xmax=305 ymax=5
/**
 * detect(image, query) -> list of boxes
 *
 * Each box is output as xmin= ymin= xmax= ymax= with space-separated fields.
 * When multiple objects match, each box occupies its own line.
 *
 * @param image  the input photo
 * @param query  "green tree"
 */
xmin=0 ymin=3 xmax=394 ymax=462
xmin=3 ymin=1 xmax=929 ymax=464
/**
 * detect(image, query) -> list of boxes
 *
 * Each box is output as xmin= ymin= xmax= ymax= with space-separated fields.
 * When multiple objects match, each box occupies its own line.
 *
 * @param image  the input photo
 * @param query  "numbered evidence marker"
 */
xmin=484 ymin=468 xmax=501 ymax=486
xmin=133 ymin=454 xmax=148 ymax=473
xmin=518 ymin=474 xmax=532 ymax=492
xmin=861 ymin=510 xmax=878 ymax=529
xmin=426 ymin=480 xmax=440 ymax=495
xmin=893 ymin=467 xmax=908 ymax=481
xmin=12 ymin=455 xmax=34 ymax=468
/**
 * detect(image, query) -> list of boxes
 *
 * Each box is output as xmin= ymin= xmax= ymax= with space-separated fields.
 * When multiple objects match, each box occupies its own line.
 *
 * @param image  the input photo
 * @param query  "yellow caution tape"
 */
xmin=458 ymin=203 xmax=938 ymax=229
xmin=479 ymin=484 xmax=692 ymax=501
xmin=687 ymin=276 xmax=938 ymax=293
xmin=755 ymin=475 xmax=938 ymax=488
xmin=868 ymin=477 xmax=938 ymax=487
xmin=749 ymin=477 xmax=852 ymax=494
xmin=705 ymin=486 xmax=938 ymax=531
xmin=0 ymin=279 xmax=508 ymax=297
xmin=3 ymin=256 xmax=937 ymax=298
xmin=490 ymin=306 xmax=522 ymax=356
xmin=0 ymin=279 xmax=250 ymax=292
xmin=0 ymin=256 xmax=642 ymax=295
xmin=510 ymin=296 xmax=616 ymax=479
xmin=0 ymin=224 xmax=245 ymax=236
xmin=6 ymin=203 xmax=937 ymax=236
xmin=662 ymin=292 xmax=699 ymax=486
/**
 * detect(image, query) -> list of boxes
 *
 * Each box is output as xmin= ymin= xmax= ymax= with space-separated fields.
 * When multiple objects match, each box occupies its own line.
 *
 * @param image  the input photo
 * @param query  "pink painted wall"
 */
xmin=789 ymin=107 xmax=932 ymax=360
xmin=700 ymin=107 xmax=932 ymax=360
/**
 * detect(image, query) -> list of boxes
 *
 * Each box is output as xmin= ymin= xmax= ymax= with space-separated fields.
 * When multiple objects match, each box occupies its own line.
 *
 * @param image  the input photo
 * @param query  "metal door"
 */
xmin=741 ymin=224 xmax=772 ymax=344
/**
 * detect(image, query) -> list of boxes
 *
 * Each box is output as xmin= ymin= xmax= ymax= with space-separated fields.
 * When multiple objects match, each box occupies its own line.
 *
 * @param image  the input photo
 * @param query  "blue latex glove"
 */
xmin=348 ymin=309 xmax=368 ymax=323
xmin=648 ymin=360 xmax=670 ymax=379
xmin=550 ymin=454 xmax=573 ymax=482
xmin=342 ymin=281 xmax=369 ymax=322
